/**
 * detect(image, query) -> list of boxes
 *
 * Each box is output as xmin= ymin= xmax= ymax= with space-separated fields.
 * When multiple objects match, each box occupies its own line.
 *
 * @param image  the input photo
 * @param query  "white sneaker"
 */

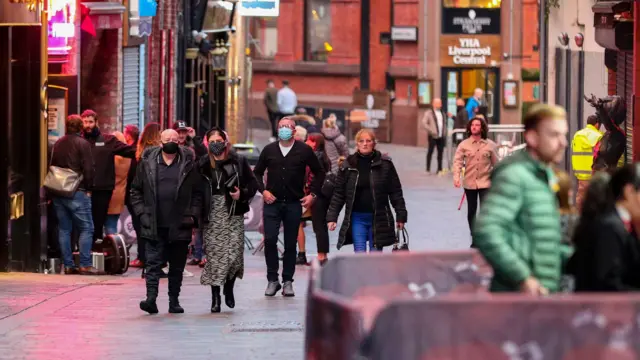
xmin=183 ymin=269 xmax=194 ymax=277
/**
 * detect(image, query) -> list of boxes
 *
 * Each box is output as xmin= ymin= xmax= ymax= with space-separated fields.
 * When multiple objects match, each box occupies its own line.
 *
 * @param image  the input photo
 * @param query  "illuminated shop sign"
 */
xmin=48 ymin=0 xmax=76 ymax=56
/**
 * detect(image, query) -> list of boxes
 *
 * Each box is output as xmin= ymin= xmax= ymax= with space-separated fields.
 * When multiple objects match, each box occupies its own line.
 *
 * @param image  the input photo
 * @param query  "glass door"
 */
xmin=441 ymin=67 xmax=501 ymax=124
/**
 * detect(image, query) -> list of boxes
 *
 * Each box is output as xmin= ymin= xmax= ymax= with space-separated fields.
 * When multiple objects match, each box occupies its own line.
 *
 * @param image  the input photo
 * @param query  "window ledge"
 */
xmin=253 ymin=59 xmax=360 ymax=77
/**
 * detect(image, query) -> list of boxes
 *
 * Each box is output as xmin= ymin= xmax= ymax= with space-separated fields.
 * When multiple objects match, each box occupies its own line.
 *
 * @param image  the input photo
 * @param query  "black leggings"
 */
xmin=465 ymin=188 xmax=489 ymax=234
xmin=311 ymin=195 xmax=330 ymax=254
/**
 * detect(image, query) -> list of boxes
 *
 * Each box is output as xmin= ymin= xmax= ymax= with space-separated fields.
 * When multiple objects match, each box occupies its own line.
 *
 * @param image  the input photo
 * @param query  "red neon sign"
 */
xmin=48 ymin=0 xmax=76 ymax=56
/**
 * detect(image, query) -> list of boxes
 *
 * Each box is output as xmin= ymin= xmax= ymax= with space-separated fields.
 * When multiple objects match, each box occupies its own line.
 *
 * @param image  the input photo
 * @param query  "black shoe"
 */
xmin=319 ymin=258 xmax=328 ymax=266
xmin=296 ymin=252 xmax=308 ymax=266
xmin=211 ymin=286 xmax=221 ymax=313
xmin=140 ymin=299 xmax=158 ymax=314
xmin=223 ymin=277 xmax=236 ymax=309
xmin=168 ymin=297 xmax=184 ymax=314
xmin=282 ymin=281 xmax=295 ymax=297
xmin=264 ymin=281 xmax=282 ymax=297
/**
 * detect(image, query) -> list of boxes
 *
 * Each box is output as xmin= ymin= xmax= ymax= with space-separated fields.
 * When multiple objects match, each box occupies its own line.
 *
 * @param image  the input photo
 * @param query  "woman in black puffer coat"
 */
xmin=327 ymin=129 xmax=407 ymax=252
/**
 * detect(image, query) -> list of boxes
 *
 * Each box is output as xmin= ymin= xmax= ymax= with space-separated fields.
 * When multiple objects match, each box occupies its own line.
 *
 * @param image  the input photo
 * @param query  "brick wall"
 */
xmin=80 ymin=29 xmax=122 ymax=132
xmin=608 ymin=68 xmax=617 ymax=96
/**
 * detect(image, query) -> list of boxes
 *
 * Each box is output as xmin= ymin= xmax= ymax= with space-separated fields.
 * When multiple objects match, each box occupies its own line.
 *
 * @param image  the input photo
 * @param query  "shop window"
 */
xmin=250 ymin=18 xmax=278 ymax=59
xmin=305 ymin=0 xmax=332 ymax=62
xmin=443 ymin=0 xmax=502 ymax=8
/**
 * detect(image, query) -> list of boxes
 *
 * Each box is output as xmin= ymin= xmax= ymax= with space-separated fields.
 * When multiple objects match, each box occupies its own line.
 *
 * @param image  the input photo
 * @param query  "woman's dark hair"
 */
xmin=609 ymin=164 xmax=640 ymax=201
xmin=465 ymin=117 xmax=489 ymax=139
xmin=307 ymin=132 xmax=331 ymax=172
xmin=205 ymin=127 xmax=228 ymax=142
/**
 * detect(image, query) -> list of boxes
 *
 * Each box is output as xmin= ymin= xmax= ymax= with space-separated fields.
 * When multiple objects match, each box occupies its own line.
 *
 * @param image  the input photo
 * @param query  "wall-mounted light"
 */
xmin=574 ymin=33 xmax=584 ymax=48
xmin=558 ymin=32 xmax=570 ymax=47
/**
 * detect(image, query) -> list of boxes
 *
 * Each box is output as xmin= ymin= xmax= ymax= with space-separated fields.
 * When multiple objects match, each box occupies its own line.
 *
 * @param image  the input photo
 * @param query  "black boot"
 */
xmin=223 ymin=277 xmax=236 ymax=309
xmin=140 ymin=286 xmax=158 ymax=314
xmin=168 ymin=296 xmax=184 ymax=314
xmin=211 ymin=286 xmax=221 ymax=313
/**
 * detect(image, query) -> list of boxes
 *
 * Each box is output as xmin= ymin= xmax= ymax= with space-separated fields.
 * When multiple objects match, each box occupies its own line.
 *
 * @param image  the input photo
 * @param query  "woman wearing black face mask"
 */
xmin=198 ymin=127 xmax=259 ymax=313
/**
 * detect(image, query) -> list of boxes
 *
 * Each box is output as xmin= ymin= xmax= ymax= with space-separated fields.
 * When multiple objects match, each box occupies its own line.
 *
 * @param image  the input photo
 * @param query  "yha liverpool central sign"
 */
xmin=440 ymin=35 xmax=501 ymax=68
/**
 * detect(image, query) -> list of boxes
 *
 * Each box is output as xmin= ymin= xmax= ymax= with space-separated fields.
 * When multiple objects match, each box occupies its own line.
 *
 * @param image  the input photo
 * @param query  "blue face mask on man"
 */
xmin=278 ymin=127 xmax=293 ymax=141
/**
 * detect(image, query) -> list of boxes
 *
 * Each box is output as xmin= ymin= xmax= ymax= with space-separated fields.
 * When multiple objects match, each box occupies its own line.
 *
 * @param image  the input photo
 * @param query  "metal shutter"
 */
xmin=617 ymin=52 xmax=633 ymax=164
xmin=123 ymin=47 xmax=140 ymax=128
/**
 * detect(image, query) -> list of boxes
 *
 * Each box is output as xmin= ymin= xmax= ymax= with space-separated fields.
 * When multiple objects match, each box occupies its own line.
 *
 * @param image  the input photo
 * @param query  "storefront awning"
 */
xmin=80 ymin=2 xmax=126 ymax=35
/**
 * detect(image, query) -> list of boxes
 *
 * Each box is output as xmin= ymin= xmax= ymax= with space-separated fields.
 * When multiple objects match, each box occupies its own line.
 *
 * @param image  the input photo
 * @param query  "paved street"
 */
xmin=0 ymin=128 xmax=471 ymax=359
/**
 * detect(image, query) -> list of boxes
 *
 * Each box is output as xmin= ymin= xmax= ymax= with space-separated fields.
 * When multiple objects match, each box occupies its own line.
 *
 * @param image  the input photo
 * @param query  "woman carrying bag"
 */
xmin=198 ymin=127 xmax=259 ymax=312
xmin=327 ymin=129 xmax=407 ymax=252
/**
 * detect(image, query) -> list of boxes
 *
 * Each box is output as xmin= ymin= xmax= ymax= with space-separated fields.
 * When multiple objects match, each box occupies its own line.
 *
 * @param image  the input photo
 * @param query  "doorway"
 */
xmin=441 ymin=67 xmax=500 ymax=124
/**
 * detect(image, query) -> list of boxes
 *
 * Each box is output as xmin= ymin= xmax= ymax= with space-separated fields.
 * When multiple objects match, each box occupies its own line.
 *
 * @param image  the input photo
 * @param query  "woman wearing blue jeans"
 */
xmin=327 ymin=129 xmax=407 ymax=253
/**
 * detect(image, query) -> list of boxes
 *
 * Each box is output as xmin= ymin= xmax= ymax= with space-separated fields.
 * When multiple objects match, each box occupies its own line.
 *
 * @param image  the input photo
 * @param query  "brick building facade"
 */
xmin=249 ymin=0 xmax=540 ymax=146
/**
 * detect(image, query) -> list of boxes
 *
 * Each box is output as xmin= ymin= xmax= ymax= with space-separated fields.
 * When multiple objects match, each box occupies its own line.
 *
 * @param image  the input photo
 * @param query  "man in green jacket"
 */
xmin=473 ymin=104 xmax=570 ymax=295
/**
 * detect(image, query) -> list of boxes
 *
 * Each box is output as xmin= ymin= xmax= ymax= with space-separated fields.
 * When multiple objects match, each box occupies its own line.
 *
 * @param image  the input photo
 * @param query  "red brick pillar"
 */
xmin=634 ymin=0 xmax=640 ymax=161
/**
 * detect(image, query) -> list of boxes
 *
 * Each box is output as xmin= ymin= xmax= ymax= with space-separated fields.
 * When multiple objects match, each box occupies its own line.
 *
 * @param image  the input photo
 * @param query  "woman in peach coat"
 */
xmin=104 ymin=131 xmax=132 ymax=235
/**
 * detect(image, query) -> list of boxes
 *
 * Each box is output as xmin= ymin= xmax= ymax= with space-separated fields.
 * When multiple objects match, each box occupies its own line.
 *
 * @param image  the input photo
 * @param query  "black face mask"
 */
xmin=162 ymin=142 xmax=179 ymax=154
xmin=208 ymin=141 xmax=227 ymax=156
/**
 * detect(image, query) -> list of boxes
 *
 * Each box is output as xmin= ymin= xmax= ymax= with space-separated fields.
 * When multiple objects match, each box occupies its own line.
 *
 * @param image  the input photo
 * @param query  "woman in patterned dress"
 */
xmin=198 ymin=127 xmax=259 ymax=313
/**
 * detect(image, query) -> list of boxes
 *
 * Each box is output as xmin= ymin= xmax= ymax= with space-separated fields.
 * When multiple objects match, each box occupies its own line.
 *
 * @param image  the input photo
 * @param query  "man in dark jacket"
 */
xmin=253 ymin=117 xmax=324 ymax=297
xmin=130 ymin=129 xmax=203 ymax=314
xmin=81 ymin=109 xmax=135 ymax=243
xmin=50 ymin=115 xmax=100 ymax=275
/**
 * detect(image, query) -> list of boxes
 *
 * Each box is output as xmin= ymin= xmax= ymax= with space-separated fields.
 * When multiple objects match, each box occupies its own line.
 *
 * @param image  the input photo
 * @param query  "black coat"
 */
xmin=84 ymin=130 xmax=136 ymax=190
xmin=198 ymin=152 xmax=259 ymax=220
xmin=326 ymin=150 xmax=407 ymax=249
xmin=568 ymin=210 xmax=640 ymax=291
xmin=129 ymin=146 xmax=203 ymax=242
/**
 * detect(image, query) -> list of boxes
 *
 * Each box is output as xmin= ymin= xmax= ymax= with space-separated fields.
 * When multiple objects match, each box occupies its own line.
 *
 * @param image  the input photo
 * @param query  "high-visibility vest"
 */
xmin=571 ymin=125 xmax=602 ymax=180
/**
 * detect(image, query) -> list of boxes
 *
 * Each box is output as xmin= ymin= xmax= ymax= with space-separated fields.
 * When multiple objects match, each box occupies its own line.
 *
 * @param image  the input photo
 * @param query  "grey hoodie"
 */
xmin=321 ymin=127 xmax=350 ymax=174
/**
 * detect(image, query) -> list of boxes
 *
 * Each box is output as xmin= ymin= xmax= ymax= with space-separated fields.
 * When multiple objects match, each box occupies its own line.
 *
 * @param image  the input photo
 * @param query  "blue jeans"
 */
xmin=52 ymin=191 xmax=94 ymax=268
xmin=104 ymin=214 xmax=120 ymax=235
xmin=192 ymin=228 xmax=203 ymax=260
xmin=351 ymin=212 xmax=380 ymax=253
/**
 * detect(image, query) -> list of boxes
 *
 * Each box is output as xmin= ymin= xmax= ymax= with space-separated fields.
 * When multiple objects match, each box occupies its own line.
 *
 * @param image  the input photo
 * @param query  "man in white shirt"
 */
xmin=277 ymin=80 xmax=297 ymax=118
xmin=421 ymin=98 xmax=449 ymax=174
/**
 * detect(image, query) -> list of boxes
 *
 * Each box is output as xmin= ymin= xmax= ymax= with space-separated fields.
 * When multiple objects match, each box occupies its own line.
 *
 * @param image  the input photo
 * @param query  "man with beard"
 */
xmin=130 ymin=129 xmax=202 ymax=314
xmin=81 ymin=110 xmax=135 ymax=244
xmin=473 ymin=104 xmax=571 ymax=295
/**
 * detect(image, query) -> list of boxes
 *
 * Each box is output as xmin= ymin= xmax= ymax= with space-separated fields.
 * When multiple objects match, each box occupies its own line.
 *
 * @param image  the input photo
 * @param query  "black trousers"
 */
xmin=91 ymin=190 xmax=113 ymax=243
xmin=267 ymin=110 xmax=279 ymax=138
xmin=144 ymin=228 xmax=189 ymax=299
xmin=465 ymin=188 xmax=489 ymax=243
xmin=427 ymin=137 xmax=446 ymax=172
xmin=263 ymin=201 xmax=302 ymax=283
xmin=311 ymin=195 xmax=330 ymax=254
xmin=126 ymin=203 xmax=144 ymax=262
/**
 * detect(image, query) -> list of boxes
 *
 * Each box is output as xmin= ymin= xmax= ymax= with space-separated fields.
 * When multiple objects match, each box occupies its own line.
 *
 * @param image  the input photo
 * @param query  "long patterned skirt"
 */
xmin=200 ymin=195 xmax=245 ymax=286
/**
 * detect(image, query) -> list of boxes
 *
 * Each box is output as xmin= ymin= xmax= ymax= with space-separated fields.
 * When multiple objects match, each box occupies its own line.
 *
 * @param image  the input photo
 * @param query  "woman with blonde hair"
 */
xmin=321 ymin=114 xmax=349 ymax=175
xmin=327 ymin=129 xmax=407 ymax=252
xmin=129 ymin=122 xmax=162 ymax=268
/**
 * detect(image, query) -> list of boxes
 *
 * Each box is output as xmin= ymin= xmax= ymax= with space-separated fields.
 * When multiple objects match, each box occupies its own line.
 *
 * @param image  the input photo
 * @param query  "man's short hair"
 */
xmin=124 ymin=124 xmax=140 ymax=143
xmin=282 ymin=80 xmax=290 ymax=86
xmin=586 ymin=114 xmax=599 ymax=126
xmin=523 ymin=104 xmax=566 ymax=132
xmin=66 ymin=114 xmax=83 ymax=134
xmin=266 ymin=79 xmax=274 ymax=84
xmin=81 ymin=109 xmax=97 ymax=118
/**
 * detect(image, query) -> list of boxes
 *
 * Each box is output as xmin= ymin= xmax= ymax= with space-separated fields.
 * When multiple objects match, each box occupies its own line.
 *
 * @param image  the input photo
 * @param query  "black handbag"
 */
xmin=392 ymin=228 xmax=409 ymax=252
xmin=320 ymin=172 xmax=336 ymax=198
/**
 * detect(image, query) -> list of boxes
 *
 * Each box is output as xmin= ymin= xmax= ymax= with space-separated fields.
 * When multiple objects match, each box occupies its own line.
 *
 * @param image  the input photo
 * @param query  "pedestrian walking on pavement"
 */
xmin=421 ymin=98 xmax=449 ymax=174
xmin=49 ymin=115 xmax=99 ymax=275
xmin=570 ymin=115 xmax=602 ymax=211
xmin=264 ymin=79 xmax=280 ymax=141
xmin=293 ymin=125 xmax=310 ymax=265
xmin=327 ymin=129 xmax=407 ymax=253
xmin=105 ymin=131 xmax=132 ymax=235
xmin=452 ymin=117 xmax=498 ymax=242
xmin=128 ymin=123 xmax=161 ymax=269
xmin=253 ymin=117 xmax=324 ymax=297
xmin=81 ymin=109 xmax=136 ymax=244
xmin=473 ymin=104 xmax=571 ymax=295
xmin=305 ymin=133 xmax=331 ymax=264
xmin=130 ymin=129 xmax=203 ymax=314
xmin=277 ymin=80 xmax=297 ymax=120
xmin=568 ymin=165 xmax=640 ymax=292
xmin=321 ymin=115 xmax=350 ymax=176
xmin=198 ymin=127 xmax=259 ymax=313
